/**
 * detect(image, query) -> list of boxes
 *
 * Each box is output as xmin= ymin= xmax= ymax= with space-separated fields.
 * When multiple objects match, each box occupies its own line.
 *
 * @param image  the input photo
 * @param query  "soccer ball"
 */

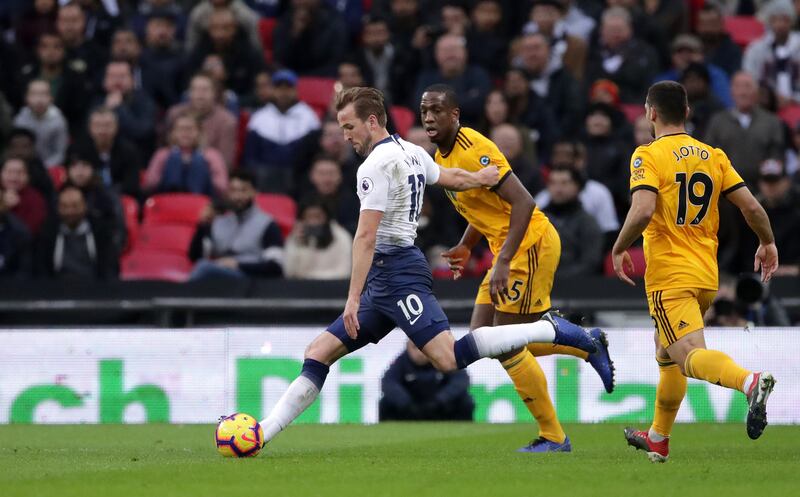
xmin=215 ymin=413 xmax=264 ymax=457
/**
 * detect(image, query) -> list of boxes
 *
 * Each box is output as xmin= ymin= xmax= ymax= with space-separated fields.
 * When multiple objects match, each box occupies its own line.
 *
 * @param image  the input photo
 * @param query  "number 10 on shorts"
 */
xmin=397 ymin=294 xmax=425 ymax=325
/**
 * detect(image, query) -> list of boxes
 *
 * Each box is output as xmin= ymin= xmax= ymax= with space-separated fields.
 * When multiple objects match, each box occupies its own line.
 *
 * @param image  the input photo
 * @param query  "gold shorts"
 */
xmin=476 ymin=223 xmax=561 ymax=315
xmin=647 ymin=288 xmax=717 ymax=348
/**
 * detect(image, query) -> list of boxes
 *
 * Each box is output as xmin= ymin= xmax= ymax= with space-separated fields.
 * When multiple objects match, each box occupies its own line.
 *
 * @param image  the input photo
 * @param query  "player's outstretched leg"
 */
xmin=623 ymin=427 xmax=669 ymax=463
xmin=447 ymin=311 xmax=598 ymax=370
xmin=259 ymin=332 xmax=348 ymax=446
xmin=745 ymin=372 xmax=776 ymax=440
xmin=527 ymin=328 xmax=615 ymax=393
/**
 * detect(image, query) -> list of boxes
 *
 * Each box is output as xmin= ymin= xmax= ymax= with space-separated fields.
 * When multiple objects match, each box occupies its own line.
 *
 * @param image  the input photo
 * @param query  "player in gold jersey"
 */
xmin=420 ymin=84 xmax=615 ymax=452
xmin=612 ymin=81 xmax=778 ymax=463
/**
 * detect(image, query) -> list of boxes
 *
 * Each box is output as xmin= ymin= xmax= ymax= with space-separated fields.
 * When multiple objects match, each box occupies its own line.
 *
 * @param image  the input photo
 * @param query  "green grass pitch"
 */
xmin=2 ymin=423 xmax=799 ymax=497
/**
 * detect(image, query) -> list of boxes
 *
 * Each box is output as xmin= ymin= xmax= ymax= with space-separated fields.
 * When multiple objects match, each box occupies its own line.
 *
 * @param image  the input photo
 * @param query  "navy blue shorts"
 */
xmin=327 ymin=245 xmax=451 ymax=351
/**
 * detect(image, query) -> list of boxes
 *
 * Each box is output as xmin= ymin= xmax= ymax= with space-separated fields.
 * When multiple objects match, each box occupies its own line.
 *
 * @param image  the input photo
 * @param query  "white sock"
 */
xmin=260 ymin=376 xmax=319 ymax=443
xmin=648 ymin=428 xmax=667 ymax=442
xmin=742 ymin=373 xmax=755 ymax=394
xmin=471 ymin=321 xmax=556 ymax=358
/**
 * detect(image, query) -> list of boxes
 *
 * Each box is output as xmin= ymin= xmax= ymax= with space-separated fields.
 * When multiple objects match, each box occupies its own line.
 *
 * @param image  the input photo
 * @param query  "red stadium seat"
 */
xmin=143 ymin=193 xmax=210 ymax=227
xmin=390 ymin=105 xmax=415 ymax=138
xmin=724 ymin=16 xmax=765 ymax=48
xmin=48 ymin=165 xmax=66 ymax=189
xmin=297 ymin=77 xmax=336 ymax=117
xmin=778 ymin=104 xmax=800 ymax=128
xmin=258 ymin=18 xmax=277 ymax=63
xmin=120 ymin=250 xmax=193 ymax=282
xmin=256 ymin=193 xmax=297 ymax=239
xmin=620 ymin=103 xmax=645 ymax=123
xmin=135 ymin=223 xmax=196 ymax=255
xmin=604 ymin=246 xmax=647 ymax=278
xmin=120 ymin=195 xmax=140 ymax=253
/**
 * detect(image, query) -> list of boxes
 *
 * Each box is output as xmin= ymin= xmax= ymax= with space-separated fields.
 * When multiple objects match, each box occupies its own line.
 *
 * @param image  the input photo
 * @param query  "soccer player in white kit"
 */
xmin=259 ymin=87 xmax=598 ymax=445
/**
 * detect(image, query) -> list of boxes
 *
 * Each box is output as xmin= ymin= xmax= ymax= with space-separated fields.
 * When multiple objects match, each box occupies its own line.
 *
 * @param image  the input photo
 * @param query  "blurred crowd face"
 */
xmin=671 ymin=45 xmax=703 ymax=72
xmin=35 ymin=0 xmax=57 ymax=15
xmin=391 ymin=0 xmax=418 ymax=19
xmin=208 ymin=10 xmax=237 ymax=48
xmin=57 ymin=4 xmax=86 ymax=46
xmin=441 ymin=5 xmax=469 ymax=35
xmin=227 ymin=177 xmax=256 ymax=213
xmin=634 ymin=115 xmax=653 ymax=145
xmin=300 ymin=204 xmax=329 ymax=229
xmin=321 ymin=121 xmax=347 ymax=158
xmin=695 ymin=8 xmax=724 ymax=42
xmin=103 ymin=62 xmax=134 ymax=95
xmin=683 ymin=71 xmax=710 ymax=100
xmin=26 ymin=80 xmax=53 ymax=115
xmin=254 ymin=72 xmax=273 ymax=105
xmin=490 ymin=124 xmax=522 ymax=159
xmin=6 ymin=134 xmax=37 ymax=161
xmin=504 ymin=69 xmax=529 ymax=98
xmin=273 ymin=82 xmax=297 ymax=112
xmin=337 ymin=63 xmax=364 ymax=89
xmin=531 ymin=4 xmax=561 ymax=36
xmin=547 ymin=169 xmax=580 ymax=204
xmin=201 ymin=55 xmax=228 ymax=86
xmin=484 ymin=90 xmax=510 ymax=127
xmin=67 ymin=160 xmax=95 ymax=188
xmin=189 ymin=76 xmax=217 ymax=114
xmin=519 ymin=34 xmax=549 ymax=75
xmin=111 ymin=30 xmax=142 ymax=63
xmin=769 ymin=12 xmax=793 ymax=42
xmin=472 ymin=0 xmax=502 ymax=32
xmin=585 ymin=110 xmax=612 ymax=137
xmin=1 ymin=159 xmax=30 ymax=192
xmin=172 ymin=117 xmax=201 ymax=149
xmin=89 ymin=110 xmax=119 ymax=147
xmin=363 ymin=20 xmax=391 ymax=52
xmin=145 ymin=17 xmax=176 ymax=49
xmin=600 ymin=12 xmax=631 ymax=50
xmin=551 ymin=142 xmax=587 ymax=171
xmin=58 ymin=188 xmax=88 ymax=230
xmin=731 ymin=72 xmax=759 ymax=113
xmin=435 ymin=35 xmax=467 ymax=77
xmin=38 ymin=34 xmax=65 ymax=68
xmin=310 ymin=159 xmax=342 ymax=195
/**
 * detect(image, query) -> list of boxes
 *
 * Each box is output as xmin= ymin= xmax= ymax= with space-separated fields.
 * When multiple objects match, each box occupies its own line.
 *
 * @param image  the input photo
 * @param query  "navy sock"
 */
xmin=454 ymin=334 xmax=480 ymax=369
xmin=300 ymin=358 xmax=330 ymax=390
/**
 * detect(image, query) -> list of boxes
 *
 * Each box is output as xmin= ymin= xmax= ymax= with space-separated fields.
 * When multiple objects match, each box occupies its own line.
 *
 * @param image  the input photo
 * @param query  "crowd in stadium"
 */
xmin=0 ymin=0 xmax=798 ymax=285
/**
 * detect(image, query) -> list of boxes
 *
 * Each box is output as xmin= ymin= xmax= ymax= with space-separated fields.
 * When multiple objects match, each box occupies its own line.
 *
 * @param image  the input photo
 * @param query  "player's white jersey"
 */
xmin=356 ymin=133 xmax=440 ymax=248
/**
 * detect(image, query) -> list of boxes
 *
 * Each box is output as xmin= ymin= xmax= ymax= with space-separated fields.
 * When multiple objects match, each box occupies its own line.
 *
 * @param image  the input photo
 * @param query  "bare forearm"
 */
xmin=440 ymin=168 xmax=478 ymax=191
xmin=498 ymin=199 xmax=534 ymax=262
xmin=458 ymin=224 xmax=484 ymax=249
xmin=613 ymin=209 xmax=651 ymax=253
xmin=348 ymin=236 xmax=375 ymax=299
xmin=742 ymin=204 xmax=775 ymax=245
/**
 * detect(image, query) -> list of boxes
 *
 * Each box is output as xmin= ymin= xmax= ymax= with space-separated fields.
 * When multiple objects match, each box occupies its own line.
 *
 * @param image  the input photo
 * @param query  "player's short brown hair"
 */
xmin=646 ymin=81 xmax=688 ymax=126
xmin=334 ymin=87 xmax=387 ymax=127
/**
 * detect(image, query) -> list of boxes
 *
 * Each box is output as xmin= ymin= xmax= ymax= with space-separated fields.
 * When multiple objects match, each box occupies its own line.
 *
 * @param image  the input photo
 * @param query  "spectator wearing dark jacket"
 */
xmin=513 ymin=33 xmax=584 ymax=140
xmin=70 ymin=107 xmax=143 ymax=198
xmin=306 ymin=157 xmax=359 ymax=234
xmin=1 ymin=157 xmax=48 ymax=237
xmin=64 ymin=154 xmax=127 ymax=253
xmin=188 ymin=170 xmax=283 ymax=280
xmin=273 ymin=0 xmax=348 ymax=76
xmin=0 ymin=185 xmax=32 ymax=279
xmin=94 ymin=61 xmax=157 ymax=158
xmin=186 ymin=0 xmax=263 ymax=54
xmin=380 ymin=341 xmax=474 ymax=421
xmin=35 ymin=185 xmax=118 ymax=280
xmin=187 ymin=7 xmax=266 ymax=96
xmin=110 ymin=28 xmax=180 ymax=111
xmin=705 ymin=71 xmax=786 ymax=187
xmin=242 ymin=70 xmax=320 ymax=192
xmin=139 ymin=11 xmax=185 ymax=109
xmin=19 ymin=32 xmax=92 ymax=131
xmin=542 ymin=167 xmax=603 ymax=278
xmin=696 ymin=2 xmax=742 ymax=76
xmin=56 ymin=3 xmax=108 ymax=85
xmin=580 ymin=103 xmax=631 ymax=209
xmin=585 ymin=7 xmax=659 ymax=104
xmin=414 ymin=34 xmax=492 ymax=125
xmin=354 ymin=15 xmax=418 ymax=106
xmin=14 ymin=0 xmax=57 ymax=53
